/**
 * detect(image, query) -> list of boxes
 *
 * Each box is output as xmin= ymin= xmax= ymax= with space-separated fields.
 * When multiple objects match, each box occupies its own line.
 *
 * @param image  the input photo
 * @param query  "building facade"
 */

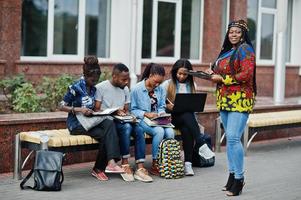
xmin=0 ymin=0 xmax=300 ymax=98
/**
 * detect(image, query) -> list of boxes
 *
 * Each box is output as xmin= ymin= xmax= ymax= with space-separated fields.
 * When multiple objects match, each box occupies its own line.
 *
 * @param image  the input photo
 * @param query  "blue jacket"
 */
xmin=130 ymin=80 xmax=167 ymax=119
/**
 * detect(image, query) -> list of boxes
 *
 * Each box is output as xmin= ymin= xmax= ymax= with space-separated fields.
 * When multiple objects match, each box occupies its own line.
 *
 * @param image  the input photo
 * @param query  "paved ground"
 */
xmin=1 ymin=136 xmax=301 ymax=200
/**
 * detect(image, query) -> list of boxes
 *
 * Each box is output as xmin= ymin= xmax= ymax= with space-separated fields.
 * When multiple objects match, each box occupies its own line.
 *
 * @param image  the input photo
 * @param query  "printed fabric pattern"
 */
xmin=213 ymin=43 xmax=255 ymax=113
xmin=157 ymin=139 xmax=184 ymax=179
xmin=62 ymin=78 xmax=97 ymax=131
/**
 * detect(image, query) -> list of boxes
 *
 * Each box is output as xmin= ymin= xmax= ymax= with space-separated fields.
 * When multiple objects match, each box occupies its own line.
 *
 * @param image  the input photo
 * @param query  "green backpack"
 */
xmin=157 ymin=139 xmax=184 ymax=179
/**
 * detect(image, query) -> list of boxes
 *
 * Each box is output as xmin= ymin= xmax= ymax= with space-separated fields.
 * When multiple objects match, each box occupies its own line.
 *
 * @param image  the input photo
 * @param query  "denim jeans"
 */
xmin=115 ymin=122 xmax=146 ymax=163
xmin=137 ymin=120 xmax=175 ymax=159
xmin=220 ymin=111 xmax=249 ymax=179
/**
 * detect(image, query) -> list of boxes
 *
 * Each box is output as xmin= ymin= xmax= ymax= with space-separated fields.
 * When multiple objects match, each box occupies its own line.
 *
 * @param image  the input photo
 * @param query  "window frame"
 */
xmin=141 ymin=0 xmax=204 ymax=64
xmin=21 ymin=0 xmax=111 ymax=62
xmin=256 ymin=0 xmax=277 ymax=65
xmin=221 ymin=0 xmax=230 ymax=41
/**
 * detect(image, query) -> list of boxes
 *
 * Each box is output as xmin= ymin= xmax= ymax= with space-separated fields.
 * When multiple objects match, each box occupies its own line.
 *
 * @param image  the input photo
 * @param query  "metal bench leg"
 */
xmin=215 ymin=116 xmax=222 ymax=152
xmin=13 ymin=133 xmax=22 ymax=180
xmin=243 ymin=126 xmax=249 ymax=156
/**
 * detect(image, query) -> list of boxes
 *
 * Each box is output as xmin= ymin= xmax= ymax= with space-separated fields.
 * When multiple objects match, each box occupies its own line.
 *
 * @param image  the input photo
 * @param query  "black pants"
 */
xmin=71 ymin=119 xmax=120 ymax=170
xmin=172 ymin=112 xmax=200 ymax=162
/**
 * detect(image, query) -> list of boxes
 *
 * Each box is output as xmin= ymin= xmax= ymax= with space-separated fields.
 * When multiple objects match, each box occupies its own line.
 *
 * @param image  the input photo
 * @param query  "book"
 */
xmin=149 ymin=113 xmax=172 ymax=125
xmin=143 ymin=117 xmax=174 ymax=128
xmin=143 ymin=113 xmax=174 ymax=128
xmin=150 ymin=113 xmax=171 ymax=121
xmin=185 ymin=70 xmax=212 ymax=80
xmin=113 ymin=115 xmax=137 ymax=123
xmin=92 ymin=107 xmax=119 ymax=116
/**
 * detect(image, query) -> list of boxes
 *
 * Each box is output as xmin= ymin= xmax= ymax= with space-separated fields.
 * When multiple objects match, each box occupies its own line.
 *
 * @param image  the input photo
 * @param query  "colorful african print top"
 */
xmin=213 ymin=43 xmax=256 ymax=113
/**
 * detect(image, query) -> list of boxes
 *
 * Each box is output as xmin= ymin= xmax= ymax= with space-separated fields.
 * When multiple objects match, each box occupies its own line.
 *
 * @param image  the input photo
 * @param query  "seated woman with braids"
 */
xmin=130 ymin=63 xmax=175 ymax=176
xmin=59 ymin=56 xmax=124 ymax=181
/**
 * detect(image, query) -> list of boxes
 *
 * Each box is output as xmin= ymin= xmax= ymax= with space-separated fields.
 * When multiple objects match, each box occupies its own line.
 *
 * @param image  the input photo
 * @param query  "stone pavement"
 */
xmin=1 ymin=137 xmax=301 ymax=200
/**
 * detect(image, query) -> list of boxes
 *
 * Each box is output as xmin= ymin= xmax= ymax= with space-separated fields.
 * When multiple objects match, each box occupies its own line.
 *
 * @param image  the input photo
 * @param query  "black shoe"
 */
xmin=222 ymin=173 xmax=234 ymax=191
xmin=226 ymin=178 xmax=245 ymax=196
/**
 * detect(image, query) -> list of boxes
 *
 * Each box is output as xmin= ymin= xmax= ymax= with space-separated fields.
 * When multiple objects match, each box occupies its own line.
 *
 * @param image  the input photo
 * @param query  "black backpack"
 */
xmin=192 ymin=133 xmax=215 ymax=167
xmin=20 ymin=150 xmax=64 ymax=191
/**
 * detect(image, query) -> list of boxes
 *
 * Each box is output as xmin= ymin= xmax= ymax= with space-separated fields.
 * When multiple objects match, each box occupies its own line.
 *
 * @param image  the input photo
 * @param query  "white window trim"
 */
xmin=20 ymin=0 xmax=110 ymax=62
xmin=256 ymin=0 xmax=277 ymax=65
xmin=151 ymin=0 xmax=182 ymax=61
xmin=142 ymin=0 xmax=204 ymax=64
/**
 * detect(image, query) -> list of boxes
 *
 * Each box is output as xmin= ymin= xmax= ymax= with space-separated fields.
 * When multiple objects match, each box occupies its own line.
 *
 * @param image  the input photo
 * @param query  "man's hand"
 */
xmin=116 ymin=109 xmax=126 ymax=116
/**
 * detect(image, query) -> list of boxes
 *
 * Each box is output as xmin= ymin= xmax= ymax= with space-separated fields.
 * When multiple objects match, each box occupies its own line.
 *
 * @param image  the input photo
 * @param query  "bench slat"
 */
xmin=19 ymin=128 xmax=182 ymax=148
xmin=248 ymin=110 xmax=301 ymax=127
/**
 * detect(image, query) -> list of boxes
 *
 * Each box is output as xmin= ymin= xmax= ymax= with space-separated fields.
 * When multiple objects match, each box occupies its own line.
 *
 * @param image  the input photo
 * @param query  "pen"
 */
xmin=166 ymin=98 xmax=174 ymax=106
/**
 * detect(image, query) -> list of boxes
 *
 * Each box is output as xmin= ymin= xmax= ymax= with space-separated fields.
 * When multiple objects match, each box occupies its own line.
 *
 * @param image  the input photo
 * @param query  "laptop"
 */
xmin=172 ymin=93 xmax=207 ymax=113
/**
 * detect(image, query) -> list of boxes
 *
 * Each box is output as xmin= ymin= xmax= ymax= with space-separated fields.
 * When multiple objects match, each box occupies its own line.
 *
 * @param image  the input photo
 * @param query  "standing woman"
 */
xmin=162 ymin=59 xmax=199 ymax=176
xmin=130 ymin=63 xmax=175 ymax=176
xmin=208 ymin=20 xmax=256 ymax=196
xmin=59 ymin=56 xmax=124 ymax=181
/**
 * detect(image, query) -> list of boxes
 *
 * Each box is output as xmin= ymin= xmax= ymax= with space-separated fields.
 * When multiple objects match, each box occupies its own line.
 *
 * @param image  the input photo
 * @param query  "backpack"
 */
xmin=192 ymin=133 xmax=215 ymax=167
xmin=157 ymin=139 xmax=184 ymax=179
xmin=20 ymin=150 xmax=64 ymax=191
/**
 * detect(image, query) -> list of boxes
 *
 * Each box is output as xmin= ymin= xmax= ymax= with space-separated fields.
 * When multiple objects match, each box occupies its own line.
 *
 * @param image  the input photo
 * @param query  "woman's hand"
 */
xmin=144 ymin=112 xmax=158 ymax=119
xmin=211 ymin=74 xmax=223 ymax=83
xmin=81 ymin=107 xmax=94 ymax=116
xmin=205 ymin=67 xmax=214 ymax=75
xmin=166 ymin=103 xmax=174 ymax=111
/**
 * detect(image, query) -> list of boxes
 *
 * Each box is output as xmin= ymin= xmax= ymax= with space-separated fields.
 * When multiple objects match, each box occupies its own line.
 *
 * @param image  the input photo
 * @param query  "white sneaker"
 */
xmin=120 ymin=164 xmax=135 ymax=182
xmin=184 ymin=162 xmax=194 ymax=176
xmin=134 ymin=168 xmax=153 ymax=183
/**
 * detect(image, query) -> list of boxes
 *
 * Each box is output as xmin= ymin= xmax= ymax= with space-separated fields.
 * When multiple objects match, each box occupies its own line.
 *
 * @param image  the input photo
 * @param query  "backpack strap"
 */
xmin=20 ymin=169 xmax=36 ymax=190
xmin=60 ymin=171 xmax=64 ymax=184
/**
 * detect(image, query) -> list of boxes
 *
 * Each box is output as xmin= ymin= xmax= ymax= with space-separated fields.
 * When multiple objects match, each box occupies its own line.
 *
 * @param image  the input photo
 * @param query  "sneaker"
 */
xmin=105 ymin=164 xmax=125 ymax=173
xmin=134 ymin=168 xmax=153 ymax=183
xmin=120 ymin=164 xmax=135 ymax=182
xmin=91 ymin=168 xmax=109 ymax=181
xmin=184 ymin=162 xmax=194 ymax=176
xmin=149 ymin=164 xmax=160 ymax=176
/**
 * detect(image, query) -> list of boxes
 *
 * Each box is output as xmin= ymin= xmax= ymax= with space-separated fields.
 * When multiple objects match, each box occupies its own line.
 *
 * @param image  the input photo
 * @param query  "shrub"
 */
xmin=38 ymin=74 xmax=75 ymax=111
xmin=99 ymin=67 xmax=112 ymax=82
xmin=0 ymin=74 xmax=26 ymax=104
xmin=12 ymin=83 xmax=41 ymax=113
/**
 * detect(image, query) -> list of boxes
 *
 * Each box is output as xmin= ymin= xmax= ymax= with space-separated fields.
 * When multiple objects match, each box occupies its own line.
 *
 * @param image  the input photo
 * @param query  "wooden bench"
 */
xmin=215 ymin=110 xmax=301 ymax=155
xmin=14 ymin=128 xmax=182 ymax=180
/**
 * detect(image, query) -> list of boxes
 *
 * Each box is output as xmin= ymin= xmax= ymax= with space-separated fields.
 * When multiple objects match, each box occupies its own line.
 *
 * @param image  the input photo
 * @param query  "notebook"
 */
xmin=172 ymin=93 xmax=207 ymax=113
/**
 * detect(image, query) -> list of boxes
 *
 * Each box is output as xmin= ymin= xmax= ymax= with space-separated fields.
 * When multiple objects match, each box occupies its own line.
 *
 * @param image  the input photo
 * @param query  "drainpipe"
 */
xmin=274 ymin=1 xmax=288 ymax=103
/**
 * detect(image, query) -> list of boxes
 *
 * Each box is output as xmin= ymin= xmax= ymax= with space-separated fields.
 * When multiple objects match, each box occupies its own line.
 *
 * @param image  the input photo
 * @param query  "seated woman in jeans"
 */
xmin=130 ymin=63 xmax=175 ymax=176
xmin=162 ymin=59 xmax=201 ymax=176
xmin=59 ymin=56 xmax=124 ymax=181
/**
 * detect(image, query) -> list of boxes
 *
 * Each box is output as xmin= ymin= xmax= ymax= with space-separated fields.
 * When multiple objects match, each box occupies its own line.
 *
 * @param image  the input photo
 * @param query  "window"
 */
xmin=21 ymin=0 xmax=110 ymax=60
xmin=85 ymin=0 xmax=110 ymax=57
xmin=21 ymin=0 xmax=48 ymax=56
xmin=247 ymin=0 xmax=277 ymax=63
xmin=53 ymin=0 xmax=78 ymax=55
xmin=221 ymin=0 xmax=230 ymax=42
xmin=142 ymin=0 xmax=203 ymax=61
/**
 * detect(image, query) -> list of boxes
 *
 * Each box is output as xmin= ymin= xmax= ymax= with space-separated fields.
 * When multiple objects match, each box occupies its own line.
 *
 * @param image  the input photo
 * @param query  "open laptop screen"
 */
xmin=172 ymin=93 xmax=207 ymax=113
